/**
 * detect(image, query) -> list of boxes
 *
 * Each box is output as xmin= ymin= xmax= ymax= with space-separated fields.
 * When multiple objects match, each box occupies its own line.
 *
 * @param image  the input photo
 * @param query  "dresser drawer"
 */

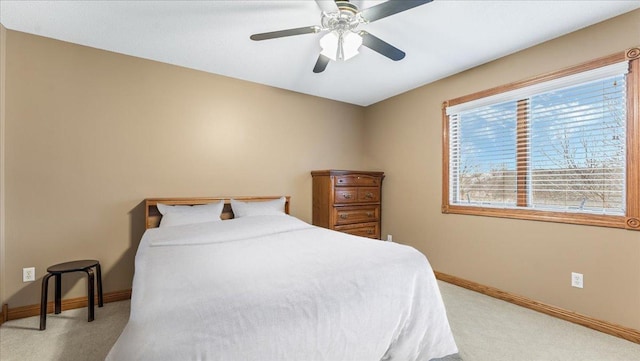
xmin=357 ymin=187 xmax=380 ymax=203
xmin=335 ymin=175 xmax=381 ymax=187
xmin=334 ymin=205 xmax=380 ymax=225
xmin=334 ymin=188 xmax=358 ymax=204
xmin=334 ymin=222 xmax=380 ymax=239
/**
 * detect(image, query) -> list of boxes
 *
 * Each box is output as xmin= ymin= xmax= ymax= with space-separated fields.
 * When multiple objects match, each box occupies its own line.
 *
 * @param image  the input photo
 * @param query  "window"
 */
xmin=442 ymin=48 xmax=640 ymax=230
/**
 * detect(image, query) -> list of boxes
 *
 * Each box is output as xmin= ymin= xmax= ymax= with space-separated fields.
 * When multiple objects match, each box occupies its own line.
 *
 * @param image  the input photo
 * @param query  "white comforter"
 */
xmin=106 ymin=215 xmax=458 ymax=361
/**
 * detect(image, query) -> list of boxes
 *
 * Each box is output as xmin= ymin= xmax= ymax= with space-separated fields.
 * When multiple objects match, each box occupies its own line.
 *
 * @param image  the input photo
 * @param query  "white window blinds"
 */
xmin=447 ymin=62 xmax=628 ymax=215
xmin=528 ymin=75 xmax=626 ymax=214
xmin=446 ymin=62 xmax=629 ymax=115
xmin=449 ymin=102 xmax=518 ymax=207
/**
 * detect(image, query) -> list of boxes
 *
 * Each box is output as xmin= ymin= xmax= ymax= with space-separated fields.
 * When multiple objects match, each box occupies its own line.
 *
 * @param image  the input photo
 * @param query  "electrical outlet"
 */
xmin=23 ymin=267 xmax=35 ymax=282
xmin=571 ymin=272 xmax=583 ymax=288
xmin=387 ymin=234 xmax=393 ymax=242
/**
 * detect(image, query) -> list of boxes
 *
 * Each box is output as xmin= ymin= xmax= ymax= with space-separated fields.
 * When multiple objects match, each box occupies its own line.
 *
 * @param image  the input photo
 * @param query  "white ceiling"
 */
xmin=1 ymin=1 xmax=639 ymax=106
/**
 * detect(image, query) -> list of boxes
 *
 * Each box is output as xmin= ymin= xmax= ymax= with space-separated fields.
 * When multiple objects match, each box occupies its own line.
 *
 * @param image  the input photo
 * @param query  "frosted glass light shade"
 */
xmin=319 ymin=31 xmax=363 ymax=61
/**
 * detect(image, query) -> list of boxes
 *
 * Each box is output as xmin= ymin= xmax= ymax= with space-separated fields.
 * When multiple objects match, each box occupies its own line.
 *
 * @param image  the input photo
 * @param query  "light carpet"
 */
xmin=1 ymin=281 xmax=639 ymax=360
xmin=0 ymin=301 xmax=129 ymax=361
xmin=439 ymin=281 xmax=640 ymax=361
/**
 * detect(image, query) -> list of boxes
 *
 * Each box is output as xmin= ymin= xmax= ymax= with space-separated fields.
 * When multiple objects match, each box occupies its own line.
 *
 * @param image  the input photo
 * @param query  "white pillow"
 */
xmin=230 ymin=197 xmax=286 ymax=218
xmin=157 ymin=201 xmax=224 ymax=227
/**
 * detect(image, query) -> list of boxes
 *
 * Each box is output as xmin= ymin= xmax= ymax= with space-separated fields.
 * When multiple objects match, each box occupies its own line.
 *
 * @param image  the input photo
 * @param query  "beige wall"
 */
xmin=364 ymin=9 xmax=640 ymax=330
xmin=2 ymin=30 xmax=366 ymax=307
xmin=1 ymin=24 xmax=7 ymax=308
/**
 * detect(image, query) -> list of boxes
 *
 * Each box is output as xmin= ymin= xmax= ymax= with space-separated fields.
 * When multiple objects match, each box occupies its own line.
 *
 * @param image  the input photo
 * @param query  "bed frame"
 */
xmin=144 ymin=196 xmax=291 ymax=229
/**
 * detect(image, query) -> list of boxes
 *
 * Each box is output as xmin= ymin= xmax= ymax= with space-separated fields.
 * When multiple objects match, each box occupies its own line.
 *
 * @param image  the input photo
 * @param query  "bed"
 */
xmin=107 ymin=196 xmax=458 ymax=361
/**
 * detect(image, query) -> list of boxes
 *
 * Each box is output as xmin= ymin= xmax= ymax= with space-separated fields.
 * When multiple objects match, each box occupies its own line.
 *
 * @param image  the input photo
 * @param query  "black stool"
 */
xmin=40 ymin=259 xmax=103 ymax=330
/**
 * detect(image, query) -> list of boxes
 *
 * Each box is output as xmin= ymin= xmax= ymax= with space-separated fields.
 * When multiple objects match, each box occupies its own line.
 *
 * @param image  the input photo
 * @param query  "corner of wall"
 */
xmin=1 ymin=23 xmax=8 ymax=307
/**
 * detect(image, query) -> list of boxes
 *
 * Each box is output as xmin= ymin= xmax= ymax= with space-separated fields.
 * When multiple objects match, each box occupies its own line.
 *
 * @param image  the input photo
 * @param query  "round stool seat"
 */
xmin=39 ymin=259 xmax=103 ymax=330
xmin=47 ymin=260 xmax=99 ymax=273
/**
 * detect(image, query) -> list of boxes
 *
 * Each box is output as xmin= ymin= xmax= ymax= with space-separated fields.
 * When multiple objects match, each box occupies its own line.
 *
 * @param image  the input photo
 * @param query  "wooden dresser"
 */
xmin=311 ymin=170 xmax=385 ymax=239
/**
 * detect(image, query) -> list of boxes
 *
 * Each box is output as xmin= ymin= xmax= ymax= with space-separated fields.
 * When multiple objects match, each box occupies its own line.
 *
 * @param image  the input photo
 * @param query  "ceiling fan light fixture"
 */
xmin=250 ymin=0 xmax=433 ymax=73
xmin=319 ymin=30 xmax=363 ymax=62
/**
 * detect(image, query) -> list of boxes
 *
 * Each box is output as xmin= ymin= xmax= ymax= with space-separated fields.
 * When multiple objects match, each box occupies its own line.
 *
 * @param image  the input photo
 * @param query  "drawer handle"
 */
xmin=366 ymin=212 xmax=373 ymax=217
xmin=365 ymin=192 xmax=374 ymax=199
xmin=340 ymin=214 xmax=348 ymax=219
xmin=343 ymin=193 xmax=352 ymax=199
xmin=367 ymin=229 xmax=374 ymax=234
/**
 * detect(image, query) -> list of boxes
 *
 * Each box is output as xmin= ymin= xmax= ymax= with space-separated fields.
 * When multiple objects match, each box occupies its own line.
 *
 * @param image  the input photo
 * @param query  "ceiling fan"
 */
xmin=249 ymin=0 xmax=433 ymax=73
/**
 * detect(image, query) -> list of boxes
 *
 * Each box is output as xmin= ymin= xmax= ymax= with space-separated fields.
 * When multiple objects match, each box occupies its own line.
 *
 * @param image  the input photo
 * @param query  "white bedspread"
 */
xmin=106 ymin=215 xmax=458 ymax=361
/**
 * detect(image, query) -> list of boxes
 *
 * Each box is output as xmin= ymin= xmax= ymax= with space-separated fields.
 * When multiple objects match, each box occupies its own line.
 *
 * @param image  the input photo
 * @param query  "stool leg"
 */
xmin=96 ymin=263 xmax=103 ymax=307
xmin=85 ymin=268 xmax=95 ymax=322
xmin=40 ymin=273 xmax=53 ymax=330
xmin=54 ymin=273 xmax=62 ymax=314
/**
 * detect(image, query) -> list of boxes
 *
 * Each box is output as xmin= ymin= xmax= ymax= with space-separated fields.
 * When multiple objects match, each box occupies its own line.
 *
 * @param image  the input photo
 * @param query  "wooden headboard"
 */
xmin=144 ymin=196 xmax=291 ymax=229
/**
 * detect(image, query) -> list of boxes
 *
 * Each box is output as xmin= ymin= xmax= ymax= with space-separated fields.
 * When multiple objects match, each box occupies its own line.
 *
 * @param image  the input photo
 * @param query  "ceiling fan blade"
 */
xmin=360 ymin=31 xmax=405 ymax=61
xmin=359 ymin=0 xmax=432 ymax=23
xmin=313 ymin=54 xmax=331 ymax=73
xmin=250 ymin=26 xmax=321 ymax=41
xmin=315 ymin=0 xmax=338 ymax=13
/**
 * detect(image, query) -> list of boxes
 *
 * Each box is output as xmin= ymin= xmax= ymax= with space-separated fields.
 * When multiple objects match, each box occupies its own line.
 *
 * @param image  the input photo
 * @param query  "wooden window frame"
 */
xmin=442 ymin=47 xmax=640 ymax=230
